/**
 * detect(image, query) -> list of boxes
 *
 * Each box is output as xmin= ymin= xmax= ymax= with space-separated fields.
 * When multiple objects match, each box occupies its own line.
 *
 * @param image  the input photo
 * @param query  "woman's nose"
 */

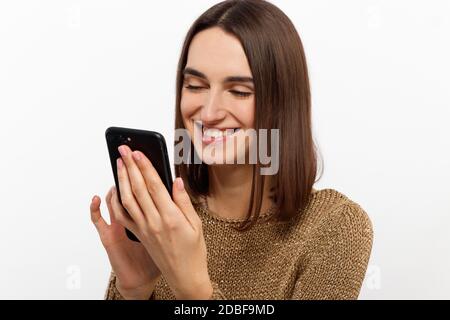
xmin=200 ymin=89 xmax=226 ymax=123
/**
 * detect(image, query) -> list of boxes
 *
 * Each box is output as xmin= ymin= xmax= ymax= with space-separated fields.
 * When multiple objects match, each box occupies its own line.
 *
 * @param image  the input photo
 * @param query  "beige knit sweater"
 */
xmin=104 ymin=188 xmax=373 ymax=300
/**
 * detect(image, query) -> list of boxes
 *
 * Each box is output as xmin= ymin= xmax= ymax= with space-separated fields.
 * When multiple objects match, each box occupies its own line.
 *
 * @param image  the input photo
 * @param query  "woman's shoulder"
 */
xmin=298 ymin=188 xmax=373 ymax=240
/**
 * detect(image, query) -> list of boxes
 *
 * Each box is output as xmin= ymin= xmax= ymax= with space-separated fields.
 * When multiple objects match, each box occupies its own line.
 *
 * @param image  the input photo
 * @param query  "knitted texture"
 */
xmin=104 ymin=188 xmax=373 ymax=300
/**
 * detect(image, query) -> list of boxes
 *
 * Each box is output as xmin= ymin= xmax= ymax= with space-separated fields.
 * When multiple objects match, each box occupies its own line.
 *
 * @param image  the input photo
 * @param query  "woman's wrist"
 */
xmin=115 ymin=277 xmax=159 ymax=300
xmin=174 ymin=277 xmax=214 ymax=300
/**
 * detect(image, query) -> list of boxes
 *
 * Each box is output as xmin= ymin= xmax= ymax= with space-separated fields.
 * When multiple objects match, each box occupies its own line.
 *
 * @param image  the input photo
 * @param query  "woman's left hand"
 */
xmin=114 ymin=144 xmax=213 ymax=300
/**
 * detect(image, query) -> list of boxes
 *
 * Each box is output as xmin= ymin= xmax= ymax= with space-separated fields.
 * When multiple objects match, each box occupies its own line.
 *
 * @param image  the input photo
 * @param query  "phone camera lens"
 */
xmin=114 ymin=135 xmax=130 ymax=144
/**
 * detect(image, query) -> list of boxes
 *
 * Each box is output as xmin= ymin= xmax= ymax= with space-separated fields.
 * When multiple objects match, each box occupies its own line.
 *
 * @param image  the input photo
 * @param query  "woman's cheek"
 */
xmin=180 ymin=93 xmax=201 ymax=119
xmin=238 ymin=100 xmax=255 ymax=129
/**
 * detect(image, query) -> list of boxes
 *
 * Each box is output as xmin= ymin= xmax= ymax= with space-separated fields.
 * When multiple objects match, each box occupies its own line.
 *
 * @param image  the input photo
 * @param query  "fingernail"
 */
xmin=91 ymin=195 xmax=96 ymax=202
xmin=117 ymin=157 xmax=123 ymax=169
xmin=177 ymin=177 xmax=184 ymax=190
xmin=118 ymin=145 xmax=127 ymax=156
xmin=132 ymin=151 xmax=141 ymax=161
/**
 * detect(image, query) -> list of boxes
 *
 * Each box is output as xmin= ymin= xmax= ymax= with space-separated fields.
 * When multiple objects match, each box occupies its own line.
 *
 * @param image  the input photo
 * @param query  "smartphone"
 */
xmin=105 ymin=126 xmax=173 ymax=242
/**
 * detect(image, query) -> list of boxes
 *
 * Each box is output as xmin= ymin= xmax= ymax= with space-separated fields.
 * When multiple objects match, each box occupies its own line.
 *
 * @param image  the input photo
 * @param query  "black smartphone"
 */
xmin=105 ymin=126 xmax=173 ymax=242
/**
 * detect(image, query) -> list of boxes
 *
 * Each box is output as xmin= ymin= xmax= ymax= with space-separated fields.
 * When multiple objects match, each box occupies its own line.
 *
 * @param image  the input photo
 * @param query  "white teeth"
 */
xmin=204 ymin=128 xmax=223 ymax=138
xmin=203 ymin=127 xmax=239 ymax=138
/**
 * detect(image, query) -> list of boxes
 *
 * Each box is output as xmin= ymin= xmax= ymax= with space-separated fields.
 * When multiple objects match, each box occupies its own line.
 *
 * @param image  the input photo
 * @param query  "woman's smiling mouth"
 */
xmin=194 ymin=121 xmax=241 ymax=145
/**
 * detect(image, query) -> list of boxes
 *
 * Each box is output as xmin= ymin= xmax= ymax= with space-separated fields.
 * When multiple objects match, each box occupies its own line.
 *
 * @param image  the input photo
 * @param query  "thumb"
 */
xmin=90 ymin=195 xmax=108 ymax=235
xmin=172 ymin=177 xmax=201 ymax=228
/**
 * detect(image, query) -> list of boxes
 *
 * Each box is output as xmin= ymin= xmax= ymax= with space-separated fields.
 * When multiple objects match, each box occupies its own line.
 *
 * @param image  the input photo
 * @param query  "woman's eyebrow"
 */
xmin=183 ymin=67 xmax=254 ymax=84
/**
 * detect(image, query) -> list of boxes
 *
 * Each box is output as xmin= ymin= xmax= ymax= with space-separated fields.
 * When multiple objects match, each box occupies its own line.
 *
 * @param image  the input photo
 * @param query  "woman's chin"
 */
xmin=200 ymin=155 xmax=236 ymax=165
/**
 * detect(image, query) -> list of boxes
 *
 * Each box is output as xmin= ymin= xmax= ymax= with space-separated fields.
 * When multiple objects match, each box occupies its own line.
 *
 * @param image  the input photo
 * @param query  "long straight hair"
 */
xmin=174 ymin=0 xmax=323 ymax=231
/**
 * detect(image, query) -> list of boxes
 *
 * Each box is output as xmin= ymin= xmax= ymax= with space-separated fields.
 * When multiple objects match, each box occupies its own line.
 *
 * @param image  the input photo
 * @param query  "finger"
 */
xmin=105 ymin=186 xmax=116 ymax=223
xmin=110 ymin=186 xmax=138 ymax=234
xmin=116 ymin=155 xmax=148 ymax=227
xmin=118 ymin=145 xmax=163 ymax=221
xmin=129 ymin=149 xmax=173 ymax=213
xmin=90 ymin=195 xmax=109 ymax=233
xmin=172 ymin=177 xmax=202 ymax=230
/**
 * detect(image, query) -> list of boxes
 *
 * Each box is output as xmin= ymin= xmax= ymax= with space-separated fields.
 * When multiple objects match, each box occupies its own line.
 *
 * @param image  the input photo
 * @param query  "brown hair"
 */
xmin=174 ymin=0 xmax=323 ymax=231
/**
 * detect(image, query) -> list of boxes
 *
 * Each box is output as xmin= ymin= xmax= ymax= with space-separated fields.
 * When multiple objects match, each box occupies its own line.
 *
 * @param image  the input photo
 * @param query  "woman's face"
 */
xmin=180 ymin=27 xmax=255 ymax=165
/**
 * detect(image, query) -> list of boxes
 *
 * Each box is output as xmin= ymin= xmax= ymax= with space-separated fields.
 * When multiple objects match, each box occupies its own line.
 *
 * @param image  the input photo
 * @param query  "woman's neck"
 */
xmin=206 ymin=164 xmax=274 ymax=220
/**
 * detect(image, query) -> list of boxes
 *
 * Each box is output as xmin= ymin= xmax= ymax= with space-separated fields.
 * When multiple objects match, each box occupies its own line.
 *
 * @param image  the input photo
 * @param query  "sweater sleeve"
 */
xmin=104 ymin=271 xmax=156 ymax=300
xmin=291 ymin=203 xmax=373 ymax=300
xmin=209 ymin=281 xmax=227 ymax=299
xmin=104 ymin=268 xmax=226 ymax=300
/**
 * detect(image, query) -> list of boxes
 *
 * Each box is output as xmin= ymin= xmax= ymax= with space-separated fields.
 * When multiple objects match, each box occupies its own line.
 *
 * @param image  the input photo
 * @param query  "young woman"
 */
xmin=90 ymin=0 xmax=373 ymax=300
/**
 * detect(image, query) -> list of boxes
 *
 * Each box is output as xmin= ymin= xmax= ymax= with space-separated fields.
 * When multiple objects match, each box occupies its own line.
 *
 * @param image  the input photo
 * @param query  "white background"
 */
xmin=0 ymin=0 xmax=449 ymax=299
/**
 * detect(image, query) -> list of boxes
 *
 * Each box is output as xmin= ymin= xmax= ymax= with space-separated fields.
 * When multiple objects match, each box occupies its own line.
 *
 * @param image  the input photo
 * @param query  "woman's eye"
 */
xmin=185 ymin=85 xmax=204 ymax=91
xmin=229 ymin=90 xmax=252 ymax=98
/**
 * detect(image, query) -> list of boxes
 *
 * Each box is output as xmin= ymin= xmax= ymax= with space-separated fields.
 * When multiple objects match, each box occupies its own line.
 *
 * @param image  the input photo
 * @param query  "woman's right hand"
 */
xmin=90 ymin=186 xmax=161 ymax=299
